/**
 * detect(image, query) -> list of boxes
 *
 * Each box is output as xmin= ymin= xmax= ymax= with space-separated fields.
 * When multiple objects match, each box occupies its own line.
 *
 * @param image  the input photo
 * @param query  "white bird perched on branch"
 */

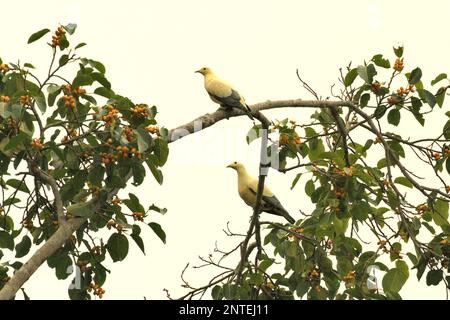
xmin=195 ymin=67 xmax=254 ymax=120
xmin=227 ymin=161 xmax=295 ymax=224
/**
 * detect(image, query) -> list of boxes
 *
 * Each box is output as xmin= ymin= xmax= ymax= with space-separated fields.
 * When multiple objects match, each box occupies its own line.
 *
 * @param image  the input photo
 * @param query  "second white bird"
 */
xmin=227 ymin=161 xmax=295 ymax=224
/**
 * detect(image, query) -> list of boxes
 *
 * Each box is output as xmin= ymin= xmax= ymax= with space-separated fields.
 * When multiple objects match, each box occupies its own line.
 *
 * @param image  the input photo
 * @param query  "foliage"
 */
xmin=0 ymin=25 xmax=168 ymax=299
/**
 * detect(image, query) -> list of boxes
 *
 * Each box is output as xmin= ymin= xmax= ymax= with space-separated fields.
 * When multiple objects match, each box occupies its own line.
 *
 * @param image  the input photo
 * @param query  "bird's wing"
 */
xmin=248 ymin=184 xmax=295 ymax=223
xmin=206 ymin=78 xmax=244 ymax=107
xmin=247 ymin=184 xmax=281 ymax=209
xmin=208 ymin=89 xmax=243 ymax=108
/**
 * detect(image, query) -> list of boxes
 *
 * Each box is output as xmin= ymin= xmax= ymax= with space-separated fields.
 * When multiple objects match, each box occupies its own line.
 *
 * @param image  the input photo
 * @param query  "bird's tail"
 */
xmin=236 ymin=104 xmax=254 ymax=120
xmin=272 ymin=207 xmax=295 ymax=224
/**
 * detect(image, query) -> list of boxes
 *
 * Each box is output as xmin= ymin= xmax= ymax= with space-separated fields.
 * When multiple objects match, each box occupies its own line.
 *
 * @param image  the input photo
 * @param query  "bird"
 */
xmin=227 ymin=161 xmax=295 ymax=224
xmin=195 ymin=67 xmax=254 ymax=120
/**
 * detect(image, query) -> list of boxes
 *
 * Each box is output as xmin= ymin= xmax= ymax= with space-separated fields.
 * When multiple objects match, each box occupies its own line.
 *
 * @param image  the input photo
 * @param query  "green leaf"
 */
xmin=55 ymin=255 xmax=72 ymax=280
xmin=433 ymin=199 xmax=449 ymax=226
xmin=393 ymin=46 xmax=403 ymax=58
xmin=106 ymin=233 xmax=129 ymax=262
xmin=6 ymin=179 xmax=30 ymax=193
xmin=211 ymin=286 xmax=223 ymax=300
xmin=72 ymin=74 xmax=93 ymax=88
xmin=444 ymin=120 xmax=450 ymax=140
xmin=418 ymin=89 xmax=436 ymax=108
xmin=4 ymin=132 xmax=29 ymax=151
xmin=395 ymin=260 xmax=409 ymax=279
xmin=59 ymin=54 xmax=69 ymax=66
xmin=426 ymin=270 xmax=443 ymax=286
xmin=446 ymin=158 xmax=450 ymax=175
xmin=148 ymin=222 xmax=166 ymax=244
xmin=66 ymin=148 xmax=79 ymax=170
xmin=148 ymin=204 xmax=167 ymax=215
xmin=360 ymin=93 xmax=370 ymax=108
xmin=305 ymin=180 xmax=315 ymax=197
xmin=94 ymin=87 xmax=114 ymax=99
xmin=132 ymin=162 xmax=146 ymax=186
xmin=382 ymin=268 xmax=407 ymax=294
xmin=75 ymin=42 xmax=87 ymax=49
xmin=431 ymin=73 xmax=447 ymax=86
xmin=351 ymin=201 xmax=371 ymax=221
xmin=67 ymin=202 xmax=94 ymax=217
xmin=372 ymin=54 xmax=390 ymax=68
xmin=146 ymin=157 xmax=163 ymax=185
xmin=123 ymin=193 xmax=145 ymax=213
xmin=357 ymin=65 xmax=370 ymax=83
xmin=387 ymin=108 xmax=401 ymax=126
xmin=248 ymin=273 xmax=264 ymax=285
xmin=154 ymin=138 xmax=169 ymax=166
xmin=408 ymin=67 xmax=422 ymax=85
xmin=344 ymin=68 xmax=358 ymax=87
xmin=15 ymin=235 xmax=32 ymax=258
xmin=436 ymin=87 xmax=446 ymax=108
xmin=131 ymin=225 xmax=145 ymax=254
xmin=291 ymin=173 xmax=302 ymax=190
xmin=136 ymin=128 xmax=152 ymax=153
xmin=27 ymin=28 xmax=50 ymax=44
xmin=394 ymin=177 xmax=413 ymax=188
xmin=0 ymin=231 xmax=14 ymax=250
xmin=88 ymin=165 xmax=105 ymax=186
xmin=374 ymin=105 xmax=387 ymax=119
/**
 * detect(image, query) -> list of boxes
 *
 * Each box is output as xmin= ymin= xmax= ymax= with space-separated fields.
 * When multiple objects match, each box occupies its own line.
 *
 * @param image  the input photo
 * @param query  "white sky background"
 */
xmin=2 ymin=0 xmax=450 ymax=299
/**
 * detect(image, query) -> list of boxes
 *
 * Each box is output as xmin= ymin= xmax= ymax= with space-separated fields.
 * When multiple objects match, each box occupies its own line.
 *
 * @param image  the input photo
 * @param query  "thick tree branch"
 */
xmin=235 ymin=112 xmax=270 ymax=284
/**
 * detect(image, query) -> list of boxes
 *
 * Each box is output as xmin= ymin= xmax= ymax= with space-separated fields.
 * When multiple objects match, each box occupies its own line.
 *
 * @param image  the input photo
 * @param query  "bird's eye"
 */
xmin=202 ymin=68 xmax=206 ymax=70
xmin=234 ymin=161 xmax=237 ymax=164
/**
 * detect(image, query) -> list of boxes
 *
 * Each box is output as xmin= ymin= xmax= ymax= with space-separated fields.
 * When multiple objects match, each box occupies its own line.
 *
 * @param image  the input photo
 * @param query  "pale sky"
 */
xmin=2 ymin=0 xmax=449 ymax=299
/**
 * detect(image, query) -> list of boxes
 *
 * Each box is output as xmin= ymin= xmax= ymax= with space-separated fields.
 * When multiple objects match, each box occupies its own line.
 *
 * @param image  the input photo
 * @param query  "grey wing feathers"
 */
xmin=209 ymin=90 xmax=254 ymax=120
xmin=248 ymin=187 xmax=295 ymax=224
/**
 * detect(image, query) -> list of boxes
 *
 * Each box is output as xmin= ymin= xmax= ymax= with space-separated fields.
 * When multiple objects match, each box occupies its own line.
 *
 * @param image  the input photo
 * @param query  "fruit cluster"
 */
xmin=343 ymin=271 xmax=355 ymax=283
xmin=145 ymin=125 xmax=159 ymax=134
xmin=106 ymin=219 xmax=123 ymax=233
xmin=122 ymin=126 xmax=133 ymax=142
xmin=88 ymin=283 xmax=105 ymax=299
xmin=51 ymin=26 xmax=66 ymax=48
xmin=279 ymin=133 xmax=288 ymax=145
xmin=416 ymin=203 xmax=428 ymax=214
xmin=116 ymin=145 xmax=142 ymax=159
xmin=132 ymin=212 xmax=144 ymax=221
xmin=62 ymin=84 xmax=86 ymax=96
xmin=396 ymin=84 xmax=414 ymax=96
xmin=111 ymin=197 xmax=121 ymax=205
xmin=63 ymin=95 xmax=76 ymax=109
xmin=31 ymin=138 xmax=43 ymax=150
xmin=393 ymin=58 xmax=404 ymax=72
xmin=444 ymin=146 xmax=450 ymax=158
xmin=371 ymin=81 xmax=381 ymax=92
xmin=0 ymin=95 xmax=9 ymax=103
xmin=309 ymin=269 xmax=320 ymax=279
xmin=332 ymin=187 xmax=345 ymax=199
xmin=100 ymin=152 xmax=116 ymax=164
xmin=377 ymin=240 xmax=388 ymax=253
xmin=100 ymin=105 xmax=120 ymax=127
xmin=131 ymin=104 xmax=149 ymax=117
xmin=0 ymin=63 xmax=8 ymax=73
xmin=21 ymin=219 xmax=34 ymax=231
xmin=19 ymin=95 xmax=30 ymax=106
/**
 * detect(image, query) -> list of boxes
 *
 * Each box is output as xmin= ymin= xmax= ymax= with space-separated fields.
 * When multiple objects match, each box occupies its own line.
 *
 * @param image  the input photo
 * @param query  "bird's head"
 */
xmin=195 ymin=66 xmax=213 ymax=76
xmin=226 ymin=161 xmax=245 ymax=171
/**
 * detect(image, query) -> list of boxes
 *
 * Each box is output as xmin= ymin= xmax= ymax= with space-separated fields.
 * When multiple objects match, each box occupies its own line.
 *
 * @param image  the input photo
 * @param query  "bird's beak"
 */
xmin=195 ymin=69 xmax=201 ymax=74
xmin=226 ymin=164 xmax=232 ymax=168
